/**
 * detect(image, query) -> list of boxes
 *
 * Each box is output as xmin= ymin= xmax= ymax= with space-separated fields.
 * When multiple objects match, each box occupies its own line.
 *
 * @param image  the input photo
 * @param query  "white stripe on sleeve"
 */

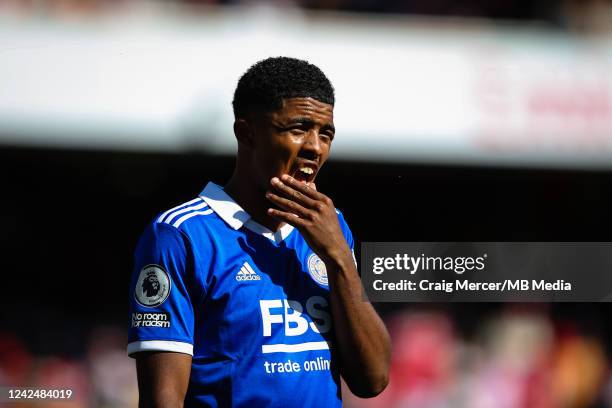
xmin=127 ymin=340 xmax=194 ymax=356
xmin=164 ymin=200 xmax=208 ymax=224
xmin=157 ymin=198 xmax=202 ymax=223
xmin=173 ymin=209 xmax=214 ymax=228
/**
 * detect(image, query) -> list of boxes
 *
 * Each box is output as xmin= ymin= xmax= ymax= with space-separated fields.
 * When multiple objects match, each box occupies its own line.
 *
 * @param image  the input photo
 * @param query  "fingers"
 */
xmin=266 ymin=191 xmax=309 ymax=217
xmin=279 ymin=175 xmax=323 ymax=200
xmin=267 ymin=208 xmax=305 ymax=227
xmin=269 ymin=176 xmax=318 ymax=209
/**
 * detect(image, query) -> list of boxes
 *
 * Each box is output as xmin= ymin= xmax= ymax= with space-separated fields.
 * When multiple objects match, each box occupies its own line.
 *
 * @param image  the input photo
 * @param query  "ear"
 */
xmin=233 ymin=119 xmax=255 ymax=148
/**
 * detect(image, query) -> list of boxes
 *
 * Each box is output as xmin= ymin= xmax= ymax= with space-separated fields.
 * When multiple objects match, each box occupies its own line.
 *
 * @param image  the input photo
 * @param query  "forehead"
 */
xmin=272 ymin=97 xmax=334 ymax=122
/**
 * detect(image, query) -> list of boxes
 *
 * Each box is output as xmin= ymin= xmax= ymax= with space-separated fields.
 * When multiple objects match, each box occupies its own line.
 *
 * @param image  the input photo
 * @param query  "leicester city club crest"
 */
xmin=135 ymin=264 xmax=171 ymax=307
xmin=307 ymin=253 xmax=328 ymax=287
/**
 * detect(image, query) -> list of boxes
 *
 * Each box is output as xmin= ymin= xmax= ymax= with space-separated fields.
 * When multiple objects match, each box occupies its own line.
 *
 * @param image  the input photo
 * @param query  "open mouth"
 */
xmin=291 ymin=164 xmax=317 ymax=184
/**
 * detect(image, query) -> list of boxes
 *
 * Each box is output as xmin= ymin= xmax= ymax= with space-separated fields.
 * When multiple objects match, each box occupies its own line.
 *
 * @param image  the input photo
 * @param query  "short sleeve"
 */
xmin=127 ymin=221 xmax=195 ymax=357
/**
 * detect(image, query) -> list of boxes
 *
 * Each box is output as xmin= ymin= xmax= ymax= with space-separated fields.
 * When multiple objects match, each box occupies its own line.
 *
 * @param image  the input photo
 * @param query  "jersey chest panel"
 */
xmin=192 ymin=226 xmax=334 ymax=362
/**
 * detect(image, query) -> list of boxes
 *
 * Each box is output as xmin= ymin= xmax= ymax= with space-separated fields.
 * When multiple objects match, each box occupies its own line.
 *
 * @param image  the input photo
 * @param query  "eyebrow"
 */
xmin=287 ymin=117 xmax=335 ymax=133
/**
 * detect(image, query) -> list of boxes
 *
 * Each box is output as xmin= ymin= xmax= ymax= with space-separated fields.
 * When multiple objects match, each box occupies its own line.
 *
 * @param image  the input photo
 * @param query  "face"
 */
xmin=248 ymin=97 xmax=335 ymax=190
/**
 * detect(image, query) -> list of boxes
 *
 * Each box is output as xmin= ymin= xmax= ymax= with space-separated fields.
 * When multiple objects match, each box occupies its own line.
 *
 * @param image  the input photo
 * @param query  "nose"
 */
xmin=302 ymin=129 xmax=323 ymax=158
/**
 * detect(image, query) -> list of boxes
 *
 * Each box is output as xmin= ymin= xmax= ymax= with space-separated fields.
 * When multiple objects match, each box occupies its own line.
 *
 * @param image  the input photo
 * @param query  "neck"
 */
xmin=224 ymin=169 xmax=283 ymax=232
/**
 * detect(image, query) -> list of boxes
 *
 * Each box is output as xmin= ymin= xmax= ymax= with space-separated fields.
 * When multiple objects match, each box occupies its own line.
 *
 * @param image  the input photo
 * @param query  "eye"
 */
xmin=289 ymin=126 xmax=306 ymax=134
xmin=320 ymin=131 xmax=334 ymax=142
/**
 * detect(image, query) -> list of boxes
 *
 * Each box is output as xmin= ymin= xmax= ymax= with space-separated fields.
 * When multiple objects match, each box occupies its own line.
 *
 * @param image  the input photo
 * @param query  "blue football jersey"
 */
xmin=128 ymin=182 xmax=355 ymax=407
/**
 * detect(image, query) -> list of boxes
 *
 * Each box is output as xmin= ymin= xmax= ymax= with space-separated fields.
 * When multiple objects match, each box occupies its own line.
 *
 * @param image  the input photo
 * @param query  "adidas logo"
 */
xmin=236 ymin=262 xmax=261 ymax=281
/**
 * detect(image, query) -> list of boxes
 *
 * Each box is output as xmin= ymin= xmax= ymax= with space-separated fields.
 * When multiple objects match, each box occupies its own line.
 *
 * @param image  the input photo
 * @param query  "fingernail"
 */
xmin=271 ymin=177 xmax=280 ymax=184
xmin=281 ymin=174 xmax=291 ymax=181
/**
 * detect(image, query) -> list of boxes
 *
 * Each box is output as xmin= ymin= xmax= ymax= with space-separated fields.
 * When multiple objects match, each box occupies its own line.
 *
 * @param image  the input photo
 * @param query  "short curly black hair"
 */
xmin=232 ymin=57 xmax=335 ymax=119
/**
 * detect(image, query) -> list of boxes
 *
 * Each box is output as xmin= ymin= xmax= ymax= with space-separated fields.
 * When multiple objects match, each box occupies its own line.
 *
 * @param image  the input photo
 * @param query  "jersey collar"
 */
xmin=200 ymin=182 xmax=294 ymax=244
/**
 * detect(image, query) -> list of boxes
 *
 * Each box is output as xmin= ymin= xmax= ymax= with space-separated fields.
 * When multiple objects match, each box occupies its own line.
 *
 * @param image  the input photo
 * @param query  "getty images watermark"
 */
xmin=361 ymin=243 xmax=612 ymax=302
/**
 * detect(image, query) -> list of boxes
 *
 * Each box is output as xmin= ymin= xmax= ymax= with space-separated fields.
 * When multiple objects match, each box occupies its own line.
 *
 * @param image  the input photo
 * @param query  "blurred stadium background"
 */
xmin=1 ymin=0 xmax=612 ymax=406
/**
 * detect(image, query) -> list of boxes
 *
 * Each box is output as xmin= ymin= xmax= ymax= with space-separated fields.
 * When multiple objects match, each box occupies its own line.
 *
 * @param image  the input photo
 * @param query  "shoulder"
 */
xmin=135 ymin=196 xmax=220 ymax=263
xmin=154 ymin=196 xmax=215 ymax=231
xmin=137 ymin=196 xmax=217 ymax=254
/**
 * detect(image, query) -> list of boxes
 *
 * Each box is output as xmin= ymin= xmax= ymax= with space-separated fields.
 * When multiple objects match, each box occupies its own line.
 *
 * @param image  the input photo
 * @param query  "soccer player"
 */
xmin=128 ymin=57 xmax=390 ymax=407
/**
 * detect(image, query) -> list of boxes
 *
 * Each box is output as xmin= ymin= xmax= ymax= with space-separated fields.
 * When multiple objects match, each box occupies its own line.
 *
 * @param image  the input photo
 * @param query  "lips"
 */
xmin=291 ymin=161 xmax=318 ymax=184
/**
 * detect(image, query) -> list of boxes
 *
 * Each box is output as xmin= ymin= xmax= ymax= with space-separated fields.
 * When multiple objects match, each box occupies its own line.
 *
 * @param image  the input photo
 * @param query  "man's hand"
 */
xmin=266 ymin=174 xmax=391 ymax=398
xmin=266 ymin=174 xmax=352 ymax=266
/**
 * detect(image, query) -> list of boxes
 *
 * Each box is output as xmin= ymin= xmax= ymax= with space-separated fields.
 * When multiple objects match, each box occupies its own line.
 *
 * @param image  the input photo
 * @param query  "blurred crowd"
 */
xmin=0 ymin=326 xmax=138 ymax=408
xmin=1 ymin=0 xmax=612 ymax=35
xmin=344 ymin=307 xmax=612 ymax=408
xmin=2 ymin=308 xmax=612 ymax=408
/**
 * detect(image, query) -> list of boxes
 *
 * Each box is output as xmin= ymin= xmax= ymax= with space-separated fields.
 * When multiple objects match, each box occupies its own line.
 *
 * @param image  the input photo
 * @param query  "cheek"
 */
xmin=252 ymin=141 xmax=295 ymax=180
xmin=268 ymin=138 xmax=299 ymax=163
xmin=318 ymin=143 xmax=331 ymax=162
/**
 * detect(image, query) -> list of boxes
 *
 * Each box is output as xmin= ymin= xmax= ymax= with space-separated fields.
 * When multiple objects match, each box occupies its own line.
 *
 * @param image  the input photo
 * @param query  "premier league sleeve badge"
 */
xmin=134 ymin=264 xmax=171 ymax=307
